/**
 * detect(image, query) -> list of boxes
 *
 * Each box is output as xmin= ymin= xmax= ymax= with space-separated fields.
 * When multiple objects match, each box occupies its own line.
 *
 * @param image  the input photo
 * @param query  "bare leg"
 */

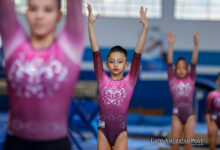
xmin=97 ymin=129 xmax=111 ymax=150
xmin=171 ymin=115 xmax=183 ymax=150
xmin=207 ymin=121 xmax=218 ymax=150
xmin=113 ymin=131 xmax=127 ymax=150
xmin=183 ymin=115 xmax=195 ymax=150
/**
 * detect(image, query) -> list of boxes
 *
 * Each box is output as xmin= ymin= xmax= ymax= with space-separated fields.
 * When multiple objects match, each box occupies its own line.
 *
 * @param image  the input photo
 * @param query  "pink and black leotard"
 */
xmin=0 ymin=0 xmax=84 ymax=142
xmin=206 ymin=90 xmax=220 ymax=128
xmin=93 ymin=51 xmax=141 ymax=146
xmin=168 ymin=63 xmax=196 ymax=124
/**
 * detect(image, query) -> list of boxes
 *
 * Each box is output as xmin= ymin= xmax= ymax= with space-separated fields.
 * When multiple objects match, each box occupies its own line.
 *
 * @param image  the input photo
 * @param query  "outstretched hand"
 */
xmin=167 ymin=30 xmax=176 ymax=43
xmin=138 ymin=6 xmax=148 ymax=29
xmin=87 ymin=3 xmax=100 ymax=24
xmin=193 ymin=32 xmax=199 ymax=46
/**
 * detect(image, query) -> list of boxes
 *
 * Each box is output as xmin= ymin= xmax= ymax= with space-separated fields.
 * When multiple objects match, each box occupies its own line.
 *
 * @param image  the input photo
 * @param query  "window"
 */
xmin=14 ymin=0 xmax=162 ymax=19
xmin=175 ymin=0 xmax=220 ymax=21
xmin=83 ymin=0 xmax=162 ymax=18
xmin=14 ymin=0 xmax=27 ymax=14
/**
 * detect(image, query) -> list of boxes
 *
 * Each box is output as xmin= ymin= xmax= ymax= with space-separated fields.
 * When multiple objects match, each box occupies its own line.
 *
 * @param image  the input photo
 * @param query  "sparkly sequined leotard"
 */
xmin=168 ymin=63 xmax=196 ymax=124
xmin=206 ymin=90 xmax=220 ymax=128
xmin=93 ymin=51 xmax=141 ymax=146
xmin=0 ymin=0 xmax=84 ymax=140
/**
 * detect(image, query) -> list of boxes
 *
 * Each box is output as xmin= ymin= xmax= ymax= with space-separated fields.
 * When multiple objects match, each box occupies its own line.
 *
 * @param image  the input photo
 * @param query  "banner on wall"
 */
xmin=141 ymin=26 xmax=168 ymax=73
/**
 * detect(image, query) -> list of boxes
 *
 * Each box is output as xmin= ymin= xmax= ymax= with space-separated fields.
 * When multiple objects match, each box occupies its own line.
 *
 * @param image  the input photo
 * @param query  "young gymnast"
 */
xmin=167 ymin=30 xmax=199 ymax=150
xmin=0 ymin=0 xmax=84 ymax=149
xmin=206 ymin=72 xmax=220 ymax=150
xmin=87 ymin=3 xmax=148 ymax=150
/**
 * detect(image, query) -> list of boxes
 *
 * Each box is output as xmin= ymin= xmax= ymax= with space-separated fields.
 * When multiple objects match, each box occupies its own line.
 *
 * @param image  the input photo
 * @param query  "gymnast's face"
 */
xmin=175 ymin=60 xmax=188 ymax=79
xmin=106 ymin=52 xmax=129 ymax=77
xmin=26 ymin=0 xmax=62 ymax=38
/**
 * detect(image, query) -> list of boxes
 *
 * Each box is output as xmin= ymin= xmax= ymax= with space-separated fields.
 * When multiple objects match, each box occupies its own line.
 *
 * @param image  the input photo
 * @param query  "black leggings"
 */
xmin=3 ymin=134 xmax=71 ymax=150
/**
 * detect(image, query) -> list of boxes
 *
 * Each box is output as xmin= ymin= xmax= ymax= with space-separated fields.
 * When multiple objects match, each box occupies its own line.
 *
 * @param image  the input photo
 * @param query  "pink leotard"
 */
xmin=206 ymin=90 xmax=220 ymax=128
xmin=93 ymin=51 xmax=141 ymax=146
xmin=0 ymin=0 xmax=84 ymax=140
xmin=168 ymin=63 xmax=196 ymax=124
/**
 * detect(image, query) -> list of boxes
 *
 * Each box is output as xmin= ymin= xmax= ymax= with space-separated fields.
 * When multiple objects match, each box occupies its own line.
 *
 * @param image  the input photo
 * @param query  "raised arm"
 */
xmin=167 ymin=30 xmax=176 ymax=80
xmin=191 ymin=32 xmax=199 ymax=65
xmin=188 ymin=33 xmax=199 ymax=79
xmin=87 ymin=3 xmax=100 ymax=52
xmin=0 ymin=0 xmax=19 ymax=45
xmin=134 ymin=6 xmax=148 ymax=54
xmin=65 ymin=0 xmax=84 ymax=44
xmin=167 ymin=30 xmax=176 ymax=64
xmin=87 ymin=4 xmax=103 ymax=81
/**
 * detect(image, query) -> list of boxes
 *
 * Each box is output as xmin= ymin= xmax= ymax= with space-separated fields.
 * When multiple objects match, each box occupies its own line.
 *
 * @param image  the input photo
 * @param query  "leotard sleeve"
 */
xmin=58 ymin=0 xmax=85 ymax=64
xmin=206 ymin=92 xmax=214 ymax=114
xmin=189 ymin=63 xmax=196 ymax=80
xmin=167 ymin=63 xmax=174 ymax=81
xmin=0 ymin=0 xmax=26 ymax=60
xmin=129 ymin=52 xmax=141 ymax=86
xmin=93 ymin=51 xmax=104 ymax=83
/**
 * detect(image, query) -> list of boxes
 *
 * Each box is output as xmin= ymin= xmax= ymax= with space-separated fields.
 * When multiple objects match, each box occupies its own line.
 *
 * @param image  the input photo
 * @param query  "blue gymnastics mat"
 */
xmin=0 ymin=112 xmax=219 ymax=150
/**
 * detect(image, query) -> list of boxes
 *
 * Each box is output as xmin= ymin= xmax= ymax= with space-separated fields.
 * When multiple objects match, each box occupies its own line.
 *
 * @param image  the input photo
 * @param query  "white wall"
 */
xmin=16 ymin=0 xmax=220 ymax=51
xmin=83 ymin=0 xmax=220 ymax=51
